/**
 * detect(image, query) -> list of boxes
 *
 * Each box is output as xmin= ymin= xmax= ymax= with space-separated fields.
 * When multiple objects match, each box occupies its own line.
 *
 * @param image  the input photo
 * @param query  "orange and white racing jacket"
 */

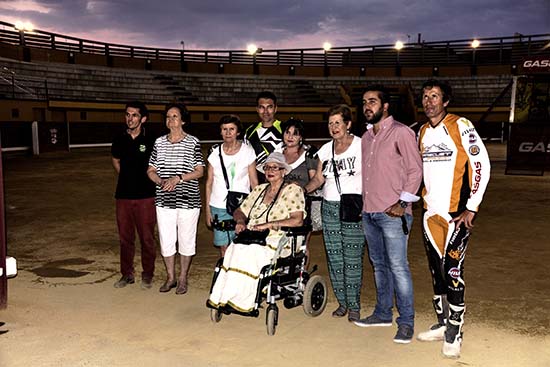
xmin=418 ymin=113 xmax=490 ymax=216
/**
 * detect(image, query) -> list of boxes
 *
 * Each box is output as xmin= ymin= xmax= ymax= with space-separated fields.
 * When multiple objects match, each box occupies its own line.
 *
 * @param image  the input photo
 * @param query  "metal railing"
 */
xmin=1 ymin=21 xmax=549 ymax=67
xmin=0 ymin=65 xmax=48 ymax=100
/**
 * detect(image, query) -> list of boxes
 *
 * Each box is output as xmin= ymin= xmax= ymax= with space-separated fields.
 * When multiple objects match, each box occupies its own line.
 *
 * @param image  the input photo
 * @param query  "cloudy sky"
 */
xmin=1 ymin=0 xmax=549 ymax=51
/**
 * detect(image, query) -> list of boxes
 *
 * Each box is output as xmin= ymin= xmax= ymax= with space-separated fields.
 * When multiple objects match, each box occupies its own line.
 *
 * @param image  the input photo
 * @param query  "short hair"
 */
xmin=281 ymin=118 xmax=306 ymax=142
xmin=256 ymin=91 xmax=277 ymax=105
xmin=219 ymin=114 xmax=243 ymax=134
xmin=422 ymin=79 xmax=452 ymax=103
xmin=363 ymin=84 xmax=390 ymax=105
xmin=164 ymin=102 xmax=190 ymax=123
xmin=327 ymin=104 xmax=352 ymax=123
xmin=125 ymin=101 xmax=149 ymax=119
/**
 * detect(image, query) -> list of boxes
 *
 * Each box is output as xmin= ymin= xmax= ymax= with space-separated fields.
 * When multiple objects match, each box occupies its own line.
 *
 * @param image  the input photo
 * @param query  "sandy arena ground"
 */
xmin=0 ymin=143 xmax=549 ymax=367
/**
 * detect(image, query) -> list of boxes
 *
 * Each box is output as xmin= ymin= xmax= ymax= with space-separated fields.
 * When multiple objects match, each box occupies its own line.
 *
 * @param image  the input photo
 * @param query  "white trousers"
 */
xmin=156 ymin=207 xmax=200 ymax=257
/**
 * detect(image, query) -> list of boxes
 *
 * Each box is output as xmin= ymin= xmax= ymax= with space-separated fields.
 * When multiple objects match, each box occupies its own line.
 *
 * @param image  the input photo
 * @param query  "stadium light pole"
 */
xmin=247 ymin=44 xmax=262 ymax=75
xmin=471 ymin=39 xmax=480 ymax=64
xmin=471 ymin=39 xmax=480 ymax=75
xmin=14 ymin=21 xmax=34 ymax=46
xmin=323 ymin=42 xmax=332 ymax=76
xmin=395 ymin=41 xmax=404 ymax=76
xmin=394 ymin=41 xmax=404 ymax=64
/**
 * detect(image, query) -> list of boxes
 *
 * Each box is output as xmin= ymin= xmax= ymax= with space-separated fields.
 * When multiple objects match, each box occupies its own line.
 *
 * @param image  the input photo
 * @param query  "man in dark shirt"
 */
xmin=111 ymin=101 xmax=157 ymax=289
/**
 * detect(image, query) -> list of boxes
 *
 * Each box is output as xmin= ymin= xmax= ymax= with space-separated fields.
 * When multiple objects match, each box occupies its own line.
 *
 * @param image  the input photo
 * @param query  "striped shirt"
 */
xmin=149 ymin=134 xmax=204 ymax=209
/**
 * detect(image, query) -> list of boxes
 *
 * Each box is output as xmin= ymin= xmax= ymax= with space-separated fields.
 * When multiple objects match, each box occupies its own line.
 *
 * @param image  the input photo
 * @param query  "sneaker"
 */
xmin=114 ymin=275 xmax=135 ymax=288
xmin=353 ymin=314 xmax=392 ymax=328
xmin=140 ymin=278 xmax=153 ymax=290
xmin=416 ymin=323 xmax=446 ymax=342
xmin=393 ymin=324 xmax=414 ymax=344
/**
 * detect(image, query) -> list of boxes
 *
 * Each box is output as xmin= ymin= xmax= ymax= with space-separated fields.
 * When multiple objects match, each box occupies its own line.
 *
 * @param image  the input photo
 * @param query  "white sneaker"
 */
xmin=416 ymin=323 xmax=446 ymax=342
xmin=442 ymin=338 xmax=461 ymax=359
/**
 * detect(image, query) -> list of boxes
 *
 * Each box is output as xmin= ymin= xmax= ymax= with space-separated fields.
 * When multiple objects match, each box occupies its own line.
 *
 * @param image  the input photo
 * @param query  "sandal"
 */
xmin=159 ymin=280 xmax=177 ymax=293
xmin=332 ymin=305 xmax=348 ymax=318
xmin=348 ymin=310 xmax=360 ymax=322
xmin=175 ymin=281 xmax=188 ymax=295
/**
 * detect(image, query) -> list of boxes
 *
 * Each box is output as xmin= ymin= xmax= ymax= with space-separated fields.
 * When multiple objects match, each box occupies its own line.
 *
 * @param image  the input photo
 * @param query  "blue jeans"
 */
xmin=362 ymin=212 xmax=414 ymax=327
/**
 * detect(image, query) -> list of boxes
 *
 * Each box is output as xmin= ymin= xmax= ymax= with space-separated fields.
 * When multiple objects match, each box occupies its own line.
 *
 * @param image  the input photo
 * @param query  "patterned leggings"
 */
xmin=422 ymin=211 xmax=471 ymax=339
xmin=322 ymin=200 xmax=365 ymax=311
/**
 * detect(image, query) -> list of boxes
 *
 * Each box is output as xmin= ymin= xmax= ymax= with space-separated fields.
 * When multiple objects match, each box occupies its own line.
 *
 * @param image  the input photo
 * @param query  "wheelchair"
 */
xmin=206 ymin=216 xmax=328 ymax=336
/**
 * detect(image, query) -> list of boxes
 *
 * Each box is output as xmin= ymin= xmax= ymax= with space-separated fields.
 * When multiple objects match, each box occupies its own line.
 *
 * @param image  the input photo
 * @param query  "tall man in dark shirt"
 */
xmin=244 ymin=91 xmax=283 ymax=182
xmin=111 ymin=101 xmax=157 ymax=289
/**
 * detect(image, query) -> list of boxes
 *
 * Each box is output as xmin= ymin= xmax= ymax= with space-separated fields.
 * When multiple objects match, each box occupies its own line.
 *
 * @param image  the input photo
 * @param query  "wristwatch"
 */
xmin=397 ymin=200 xmax=408 ymax=209
xmin=179 ymin=174 xmax=184 ymax=184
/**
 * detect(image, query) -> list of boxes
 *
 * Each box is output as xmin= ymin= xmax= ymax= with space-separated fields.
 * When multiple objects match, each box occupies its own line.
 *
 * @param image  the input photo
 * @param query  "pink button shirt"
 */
xmin=361 ymin=116 xmax=422 ymax=214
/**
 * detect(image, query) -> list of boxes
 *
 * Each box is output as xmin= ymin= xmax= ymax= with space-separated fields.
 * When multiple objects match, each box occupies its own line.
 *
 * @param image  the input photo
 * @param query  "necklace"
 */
xmin=249 ymin=183 xmax=285 ymax=221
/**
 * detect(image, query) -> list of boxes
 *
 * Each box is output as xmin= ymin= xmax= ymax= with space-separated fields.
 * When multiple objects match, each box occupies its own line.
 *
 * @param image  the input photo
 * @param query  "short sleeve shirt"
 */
xmin=276 ymin=146 xmax=319 ymax=189
xmin=207 ymin=141 xmax=256 ymax=208
xmin=111 ymin=129 xmax=156 ymax=199
xmin=316 ymin=136 xmax=362 ymax=201
xmin=149 ymin=134 xmax=204 ymax=209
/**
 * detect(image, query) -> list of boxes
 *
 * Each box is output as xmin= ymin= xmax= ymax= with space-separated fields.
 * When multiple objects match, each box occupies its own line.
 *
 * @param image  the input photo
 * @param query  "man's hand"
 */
xmin=450 ymin=210 xmax=476 ymax=230
xmin=385 ymin=202 xmax=406 ymax=217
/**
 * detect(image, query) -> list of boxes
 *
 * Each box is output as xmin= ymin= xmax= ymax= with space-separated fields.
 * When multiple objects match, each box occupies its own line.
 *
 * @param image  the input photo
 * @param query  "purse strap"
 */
xmin=331 ymin=141 xmax=342 ymax=195
xmin=218 ymin=145 xmax=231 ymax=190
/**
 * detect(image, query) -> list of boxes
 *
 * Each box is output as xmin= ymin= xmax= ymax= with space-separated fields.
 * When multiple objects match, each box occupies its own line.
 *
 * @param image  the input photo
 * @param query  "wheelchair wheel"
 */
xmin=266 ymin=305 xmax=278 ymax=336
xmin=210 ymin=308 xmax=222 ymax=323
xmin=303 ymin=275 xmax=327 ymax=317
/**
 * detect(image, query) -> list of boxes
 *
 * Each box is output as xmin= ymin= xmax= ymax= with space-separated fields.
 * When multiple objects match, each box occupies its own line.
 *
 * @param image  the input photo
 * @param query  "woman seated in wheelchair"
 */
xmin=207 ymin=152 xmax=306 ymax=314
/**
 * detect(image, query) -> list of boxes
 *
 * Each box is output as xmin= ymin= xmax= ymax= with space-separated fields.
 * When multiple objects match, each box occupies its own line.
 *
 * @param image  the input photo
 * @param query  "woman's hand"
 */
xmin=250 ymin=223 xmax=271 ymax=231
xmin=205 ymin=210 xmax=213 ymax=230
xmin=235 ymin=222 xmax=247 ymax=234
xmin=161 ymin=176 xmax=180 ymax=191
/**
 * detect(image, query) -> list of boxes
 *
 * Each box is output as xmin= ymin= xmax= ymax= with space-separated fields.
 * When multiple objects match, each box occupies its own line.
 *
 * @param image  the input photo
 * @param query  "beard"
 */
xmin=365 ymin=108 xmax=384 ymax=124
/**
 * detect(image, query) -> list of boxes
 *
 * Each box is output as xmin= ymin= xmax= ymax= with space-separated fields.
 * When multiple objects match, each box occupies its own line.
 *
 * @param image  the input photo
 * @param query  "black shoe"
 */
xmin=114 ymin=275 xmax=135 ymax=288
xmin=141 ymin=278 xmax=153 ymax=290
xmin=332 ymin=305 xmax=348 ymax=318
xmin=394 ymin=324 xmax=414 ymax=344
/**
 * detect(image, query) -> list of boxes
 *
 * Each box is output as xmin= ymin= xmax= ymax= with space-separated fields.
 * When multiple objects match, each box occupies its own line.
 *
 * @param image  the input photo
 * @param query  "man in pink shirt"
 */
xmin=353 ymin=85 xmax=423 ymax=344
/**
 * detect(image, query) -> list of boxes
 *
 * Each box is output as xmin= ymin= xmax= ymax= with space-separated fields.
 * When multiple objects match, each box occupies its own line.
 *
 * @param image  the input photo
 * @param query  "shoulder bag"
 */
xmin=219 ymin=145 xmax=248 ymax=215
xmin=332 ymin=142 xmax=362 ymax=222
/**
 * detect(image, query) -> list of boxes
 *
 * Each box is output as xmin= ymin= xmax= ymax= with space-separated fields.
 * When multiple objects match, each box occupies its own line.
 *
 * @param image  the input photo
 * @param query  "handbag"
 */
xmin=233 ymin=229 xmax=269 ymax=246
xmin=331 ymin=142 xmax=362 ymax=222
xmin=219 ymin=145 xmax=247 ymax=215
xmin=339 ymin=193 xmax=363 ymax=222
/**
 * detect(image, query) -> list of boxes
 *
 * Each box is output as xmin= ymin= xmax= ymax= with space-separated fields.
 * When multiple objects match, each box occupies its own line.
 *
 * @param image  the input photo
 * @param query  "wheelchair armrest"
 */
xmin=281 ymin=225 xmax=312 ymax=236
xmin=212 ymin=217 xmax=236 ymax=231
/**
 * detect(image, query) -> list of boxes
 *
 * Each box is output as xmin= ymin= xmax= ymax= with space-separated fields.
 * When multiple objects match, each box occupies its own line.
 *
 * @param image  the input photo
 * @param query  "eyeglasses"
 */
xmin=264 ymin=165 xmax=285 ymax=172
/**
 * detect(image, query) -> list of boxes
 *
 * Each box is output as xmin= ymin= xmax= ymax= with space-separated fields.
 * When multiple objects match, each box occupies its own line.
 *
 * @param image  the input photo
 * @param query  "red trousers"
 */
xmin=115 ymin=198 xmax=157 ymax=280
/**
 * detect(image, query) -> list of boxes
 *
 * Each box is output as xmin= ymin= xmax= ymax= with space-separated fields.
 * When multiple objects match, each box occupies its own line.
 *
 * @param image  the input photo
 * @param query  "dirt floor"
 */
xmin=0 ymin=143 xmax=549 ymax=367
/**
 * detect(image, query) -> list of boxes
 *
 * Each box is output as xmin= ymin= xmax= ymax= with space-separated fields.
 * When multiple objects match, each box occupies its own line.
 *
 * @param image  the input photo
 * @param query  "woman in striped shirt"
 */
xmin=147 ymin=103 xmax=205 ymax=295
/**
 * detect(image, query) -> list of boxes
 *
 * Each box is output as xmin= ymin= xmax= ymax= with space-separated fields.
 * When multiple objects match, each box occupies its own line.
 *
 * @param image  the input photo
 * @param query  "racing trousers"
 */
xmin=422 ymin=210 xmax=471 ymax=343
